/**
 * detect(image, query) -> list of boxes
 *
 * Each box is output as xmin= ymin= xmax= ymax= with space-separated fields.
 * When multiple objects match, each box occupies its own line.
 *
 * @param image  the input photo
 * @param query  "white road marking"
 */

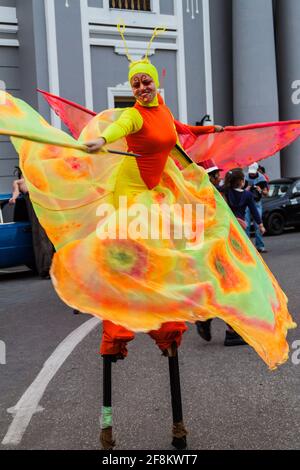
xmin=2 ymin=317 xmax=100 ymax=446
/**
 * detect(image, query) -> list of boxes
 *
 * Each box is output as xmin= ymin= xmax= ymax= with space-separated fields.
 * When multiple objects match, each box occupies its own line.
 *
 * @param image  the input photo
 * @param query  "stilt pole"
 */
xmin=100 ymin=355 xmax=116 ymax=450
xmin=167 ymin=345 xmax=188 ymax=449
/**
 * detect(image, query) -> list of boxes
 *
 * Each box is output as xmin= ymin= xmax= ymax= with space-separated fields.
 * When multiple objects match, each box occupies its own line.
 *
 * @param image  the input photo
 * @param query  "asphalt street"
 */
xmin=0 ymin=231 xmax=299 ymax=450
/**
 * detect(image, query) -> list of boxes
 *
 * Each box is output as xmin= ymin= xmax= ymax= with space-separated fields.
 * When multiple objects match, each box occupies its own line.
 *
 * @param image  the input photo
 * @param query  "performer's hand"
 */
xmin=9 ymin=198 xmax=16 ymax=205
xmin=214 ymin=125 xmax=224 ymax=132
xmin=85 ymin=137 xmax=106 ymax=153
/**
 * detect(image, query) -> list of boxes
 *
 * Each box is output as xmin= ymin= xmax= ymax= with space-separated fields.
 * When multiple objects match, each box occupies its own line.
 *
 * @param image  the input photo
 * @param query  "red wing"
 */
xmin=38 ymin=89 xmax=96 ymax=139
xmin=175 ymin=120 xmax=300 ymax=171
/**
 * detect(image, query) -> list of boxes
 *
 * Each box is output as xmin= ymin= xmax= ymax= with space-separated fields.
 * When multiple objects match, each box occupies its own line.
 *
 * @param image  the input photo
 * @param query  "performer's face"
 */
xmin=131 ymin=73 xmax=157 ymax=104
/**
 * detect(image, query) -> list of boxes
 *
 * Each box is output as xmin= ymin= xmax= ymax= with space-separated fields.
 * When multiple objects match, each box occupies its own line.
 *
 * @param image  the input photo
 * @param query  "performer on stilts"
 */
xmin=88 ymin=25 xmax=226 ymax=449
xmin=0 ymin=24 xmax=297 ymax=450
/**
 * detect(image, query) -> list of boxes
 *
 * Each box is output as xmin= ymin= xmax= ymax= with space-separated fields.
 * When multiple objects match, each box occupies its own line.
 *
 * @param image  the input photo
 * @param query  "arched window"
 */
xmin=109 ymin=0 xmax=152 ymax=12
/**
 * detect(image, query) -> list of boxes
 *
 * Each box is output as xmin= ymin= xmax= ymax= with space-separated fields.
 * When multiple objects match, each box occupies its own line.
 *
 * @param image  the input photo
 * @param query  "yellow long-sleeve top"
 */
xmin=101 ymin=108 xmax=143 ymax=144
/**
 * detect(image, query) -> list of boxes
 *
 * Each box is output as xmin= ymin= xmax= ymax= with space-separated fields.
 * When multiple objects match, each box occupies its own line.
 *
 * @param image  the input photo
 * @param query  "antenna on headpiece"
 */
xmin=117 ymin=21 xmax=133 ymax=62
xmin=145 ymin=26 xmax=167 ymax=60
xmin=117 ymin=22 xmax=166 ymax=63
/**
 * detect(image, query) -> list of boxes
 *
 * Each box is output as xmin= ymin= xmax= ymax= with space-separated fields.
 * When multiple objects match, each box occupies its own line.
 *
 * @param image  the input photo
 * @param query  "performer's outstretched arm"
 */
xmin=85 ymin=108 xmax=143 ymax=152
xmin=185 ymin=124 xmax=223 ymax=134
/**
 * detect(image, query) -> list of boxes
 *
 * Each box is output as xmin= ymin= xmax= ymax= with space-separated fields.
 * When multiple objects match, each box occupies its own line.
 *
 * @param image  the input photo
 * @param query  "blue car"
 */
xmin=0 ymin=193 xmax=36 ymax=270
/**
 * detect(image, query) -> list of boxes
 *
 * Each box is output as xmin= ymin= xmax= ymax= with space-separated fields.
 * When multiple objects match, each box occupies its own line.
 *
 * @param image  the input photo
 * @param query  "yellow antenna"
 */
xmin=145 ymin=26 xmax=167 ymax=60
xmin=117 ymin=21 xmax=133 ymax=63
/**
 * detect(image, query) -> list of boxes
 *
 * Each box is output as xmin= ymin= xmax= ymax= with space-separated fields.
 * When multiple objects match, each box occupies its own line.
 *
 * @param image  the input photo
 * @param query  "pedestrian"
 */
xmin=258 ymin=164 xmax=270 ymax=183
xmin=203 ymin=161 xmax=223 ymax=190
xmin=195 ymin=162 xmax=223 ymax=343
xmin=222 ymin=168 xmax=267 ymax=344
xmin=245 ymin=162 xmax=269 ymax=253
xmin=9 ymin=166 xmax=54 ymax=279
xmin=224 ymin=168 xmax=266 ymax=234
xmin=195 ymin=167 xmax=266 ymax=345
xmin=8 ymin=166 xmax=28 ymax=205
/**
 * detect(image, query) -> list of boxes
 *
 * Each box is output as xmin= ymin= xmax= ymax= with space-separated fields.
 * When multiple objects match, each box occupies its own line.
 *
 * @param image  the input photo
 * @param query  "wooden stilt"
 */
xmin=167 ymin=345 xmax=188 ymax=449
xmin=100 ymin=355 xmax=116 ymax=450
xmin=103 ymin=355 xmax=112 ymax=406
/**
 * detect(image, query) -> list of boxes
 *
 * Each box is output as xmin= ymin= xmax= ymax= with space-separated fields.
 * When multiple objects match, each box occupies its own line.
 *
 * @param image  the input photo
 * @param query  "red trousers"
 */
xmin=100 ymin=320 xmax=188 ymax=358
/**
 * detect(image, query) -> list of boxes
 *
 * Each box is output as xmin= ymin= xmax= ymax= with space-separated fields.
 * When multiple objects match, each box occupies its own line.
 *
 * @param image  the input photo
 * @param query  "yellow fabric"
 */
xmin=137 ymin=94 xmax=159 ymax=107
xmin=113 ymin=157 xmax=147 ymax=208
xmin=101 ymin=107 xmax=143 ymax=144
xmin=128 ymin=59 xmax=160 ymax=87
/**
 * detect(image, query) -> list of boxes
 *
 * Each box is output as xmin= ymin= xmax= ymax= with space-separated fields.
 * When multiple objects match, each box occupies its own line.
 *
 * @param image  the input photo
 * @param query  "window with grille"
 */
xmin=109 ymin=0 xmax=152 ymax=12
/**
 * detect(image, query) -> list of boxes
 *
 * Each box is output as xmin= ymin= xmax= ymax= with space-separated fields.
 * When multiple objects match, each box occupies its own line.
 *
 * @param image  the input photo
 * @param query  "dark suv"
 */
xmin=262 ymin=177 xmax=300 ymax=235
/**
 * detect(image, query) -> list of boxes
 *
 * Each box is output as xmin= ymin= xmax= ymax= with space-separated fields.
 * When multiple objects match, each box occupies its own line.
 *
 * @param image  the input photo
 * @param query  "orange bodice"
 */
xmin=126 ymin=97 xmax=177 ymax=189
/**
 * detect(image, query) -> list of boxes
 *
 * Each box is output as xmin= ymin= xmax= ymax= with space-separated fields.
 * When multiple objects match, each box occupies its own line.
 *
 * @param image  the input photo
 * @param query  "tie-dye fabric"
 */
xmin=0 ymin=92 xmax=296 ymax=369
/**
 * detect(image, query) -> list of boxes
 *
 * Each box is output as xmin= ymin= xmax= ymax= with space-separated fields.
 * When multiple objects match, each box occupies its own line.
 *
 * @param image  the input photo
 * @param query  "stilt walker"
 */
xmin=0 ymin=22 xmax=297 ymax=450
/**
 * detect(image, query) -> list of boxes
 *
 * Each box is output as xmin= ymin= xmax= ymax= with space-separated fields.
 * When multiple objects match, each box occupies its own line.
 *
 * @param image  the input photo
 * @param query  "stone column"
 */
xmin=209 ymin=0 xmax=233 ymax=126
xmin=54 ymin=0 xmax=86 ymax=106
xmin=232 ymin=0 xmax=280 ymax=178
xmin=16 ymin=0 xmax=50 ymax=120
xmin=16 ymin=0 xmax=87 ymax=121
xmin=276 ymin=0 xmax=300 ymax=177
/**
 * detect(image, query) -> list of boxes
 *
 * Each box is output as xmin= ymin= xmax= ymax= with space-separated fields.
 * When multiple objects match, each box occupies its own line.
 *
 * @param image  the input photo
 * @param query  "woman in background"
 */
xmin=223 ymin=168 xmax=266 ymax=234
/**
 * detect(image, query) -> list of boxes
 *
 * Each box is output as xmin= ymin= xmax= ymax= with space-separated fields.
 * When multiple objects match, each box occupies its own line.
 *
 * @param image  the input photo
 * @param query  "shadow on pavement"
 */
xmin=0 ymin=266 xmax=38 ymax=282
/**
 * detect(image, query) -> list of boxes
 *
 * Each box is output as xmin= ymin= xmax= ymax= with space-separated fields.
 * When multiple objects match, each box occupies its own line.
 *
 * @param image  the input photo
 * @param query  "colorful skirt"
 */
xmin=0 ymin=92 xmax=296 ymax=369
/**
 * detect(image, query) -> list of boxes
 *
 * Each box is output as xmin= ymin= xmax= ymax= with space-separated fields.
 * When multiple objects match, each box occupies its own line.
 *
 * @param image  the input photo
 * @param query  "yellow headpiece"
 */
xmin=128 ymin=59 xmax=160 ymax=87
xmin=117 ymin=23 xmax=166 ymax=88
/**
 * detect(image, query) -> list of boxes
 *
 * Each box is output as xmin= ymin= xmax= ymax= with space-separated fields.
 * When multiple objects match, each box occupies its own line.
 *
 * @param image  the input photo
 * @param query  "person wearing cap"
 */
xmin=258 ymin=165 xmax=270 ymax=184
xmin=244 ymin=162 xmax=269 ymax=253
xmin=197 ymin=160 xmax=223 ymax=191
xmin=207 ymin=166 xmax=222 ymax=190
xmin=195 ymin=161 xmax=222 ymax=344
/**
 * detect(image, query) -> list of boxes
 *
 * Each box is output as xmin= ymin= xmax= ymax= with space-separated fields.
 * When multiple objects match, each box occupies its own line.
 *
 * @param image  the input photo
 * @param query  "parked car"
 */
xmin=0 ymin=193 xmax=36 ymax=270
xmin=262 ymin=177 xmax=300 ymax=235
